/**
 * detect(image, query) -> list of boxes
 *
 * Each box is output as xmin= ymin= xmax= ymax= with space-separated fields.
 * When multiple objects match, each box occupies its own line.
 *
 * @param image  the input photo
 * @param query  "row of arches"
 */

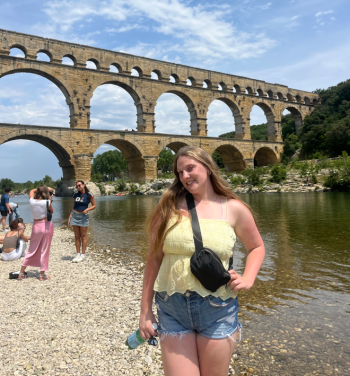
xmin=7 ymin=45 xmax=316 ymax=105
xmin=0 ymin=71 xmax=302 ymax=138
xmin=0 ymin=133 xmax=278 ymax=184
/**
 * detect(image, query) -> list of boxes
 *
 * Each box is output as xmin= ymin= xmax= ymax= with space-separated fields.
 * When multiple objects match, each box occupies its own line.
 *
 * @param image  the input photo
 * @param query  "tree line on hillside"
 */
xmin=0 ymin=175 xmax=60 ymax=194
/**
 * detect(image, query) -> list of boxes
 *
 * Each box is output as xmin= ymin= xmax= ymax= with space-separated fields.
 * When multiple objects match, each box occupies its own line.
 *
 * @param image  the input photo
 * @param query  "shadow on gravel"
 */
xmin=61 ymin=255 xmax=74 ymax=261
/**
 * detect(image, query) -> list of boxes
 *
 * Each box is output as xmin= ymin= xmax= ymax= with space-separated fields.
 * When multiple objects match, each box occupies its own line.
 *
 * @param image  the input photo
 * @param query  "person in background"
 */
xmin=17 ymin=218 xmax=27 ymax=255
xmin=68 ymin=180 xmax=96 ymax=263
xmin=1 ymin=220 xmax=30 ymax=261
xmin=9 ymin=202 xmax=21 ymax=223
xmin=18 ymin=185 xmax=54 ymax=281
xmin=0 ymin=187 xmax=12 ymax=232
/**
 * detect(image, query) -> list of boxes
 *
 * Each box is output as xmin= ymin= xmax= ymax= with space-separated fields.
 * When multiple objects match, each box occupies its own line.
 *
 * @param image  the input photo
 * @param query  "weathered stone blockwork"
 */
xmin=0 ymin=29 xmax=317 ymax=183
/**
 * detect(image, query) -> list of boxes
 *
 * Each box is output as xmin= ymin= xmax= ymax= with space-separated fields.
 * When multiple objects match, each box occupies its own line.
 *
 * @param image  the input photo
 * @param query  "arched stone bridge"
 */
xmin=0 ymin=123 xmax=284 ymax=184
xmin=0 ymin=29 xmax=318 ymax=183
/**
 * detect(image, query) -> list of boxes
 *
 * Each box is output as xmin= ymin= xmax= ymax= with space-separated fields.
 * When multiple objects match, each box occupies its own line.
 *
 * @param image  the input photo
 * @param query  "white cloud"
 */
xmin=291 ymin=15 xmax=299 ymax=20
xmin=106 ymin=24 xmax=148 ymax=33
xmin=259 ymin=2 xmax=272 ymax=10
xmin=37 ymin=0 xmax=276 ymax=61
xmin=315 ymin=10 xmax=333 ymax=17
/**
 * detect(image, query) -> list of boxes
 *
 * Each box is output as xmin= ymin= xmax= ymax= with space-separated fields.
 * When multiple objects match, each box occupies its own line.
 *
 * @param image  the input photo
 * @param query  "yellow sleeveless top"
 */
xmin=154 ymin=206 xmax=237 ymax=299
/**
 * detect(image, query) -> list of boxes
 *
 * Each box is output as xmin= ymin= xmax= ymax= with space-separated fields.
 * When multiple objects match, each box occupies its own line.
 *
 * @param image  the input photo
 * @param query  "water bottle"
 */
xmin=125 ymin=323 xmax=158 ymax=350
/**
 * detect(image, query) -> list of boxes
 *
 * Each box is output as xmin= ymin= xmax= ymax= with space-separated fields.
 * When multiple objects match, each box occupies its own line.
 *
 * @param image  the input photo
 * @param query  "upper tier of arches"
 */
xmin=3 ymin=35 xmax=317 ymax=106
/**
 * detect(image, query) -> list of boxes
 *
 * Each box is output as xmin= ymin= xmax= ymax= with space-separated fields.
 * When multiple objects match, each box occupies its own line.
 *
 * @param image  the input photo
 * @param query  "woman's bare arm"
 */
xmin=228 ymin=200 xmax=265 ymax=291
xmin=139 ymin=217 xmax=164 ymax=340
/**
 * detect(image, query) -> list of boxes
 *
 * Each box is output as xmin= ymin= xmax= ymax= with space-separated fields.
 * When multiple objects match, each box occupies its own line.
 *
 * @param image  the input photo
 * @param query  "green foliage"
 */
xmin=212 ymin=151 xmax=224 ymax=168
xmin=157 ymin=172 xmax=175 ymax=179
xmin=0 ymin=175 xmax=60 ymax=194
xmin=230 ymin=175 xmax=246 ymax=186
xmin=129 ymin=183 xmax=139 ymax=194
xmin=157 ymin=148 xmax=175 ymax=173
xmin=91 ymin=150 xmax=128 ymax=181
xmin=283 ymin=134 xmax=301 ymax=158
xmin=116 ymin=179 xmax=127 ymax=192
xmin=96 ymin=183 xmax=106 ymax=195
xmin=299 ymin=79 xmax=350 ymax=157
xmin=324 ymin=152 xmax=350 ymax=191
xmin=271 ymin=165 xmax=286 ymax=183
xmin=220 ymin=123 xmax=269 ymax=141
xmin=242 ymin=168 xmax=263 ymax=186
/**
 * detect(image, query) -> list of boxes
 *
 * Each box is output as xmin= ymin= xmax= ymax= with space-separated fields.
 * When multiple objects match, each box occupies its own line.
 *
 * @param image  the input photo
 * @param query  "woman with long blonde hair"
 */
xmin=139 ymin=146 xmax=265 ymax=376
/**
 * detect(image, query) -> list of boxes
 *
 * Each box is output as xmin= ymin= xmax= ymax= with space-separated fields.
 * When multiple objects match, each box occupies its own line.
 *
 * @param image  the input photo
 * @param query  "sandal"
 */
xmin=39 ymin=274 xmax=50 ymax=281
xmin=18 ymin=273 xmax=28 ymax=280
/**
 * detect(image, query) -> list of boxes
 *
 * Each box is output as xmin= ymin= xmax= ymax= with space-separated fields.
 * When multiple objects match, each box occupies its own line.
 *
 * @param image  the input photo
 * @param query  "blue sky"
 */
xmin=0 ymin=0 xmax=349 ymax=182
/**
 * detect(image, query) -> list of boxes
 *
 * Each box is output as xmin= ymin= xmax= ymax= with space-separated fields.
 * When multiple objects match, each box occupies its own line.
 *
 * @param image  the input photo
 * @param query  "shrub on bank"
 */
xmin=271 ymin=165 xmax=286 ymax=183
xmin=324 ymin=152 xmax=350 ymax=191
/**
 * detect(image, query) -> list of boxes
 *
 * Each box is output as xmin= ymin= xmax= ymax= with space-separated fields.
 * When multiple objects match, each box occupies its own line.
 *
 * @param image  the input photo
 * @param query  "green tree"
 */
xmin=91 ymin=150 xmax=128 ymax=181
xmin=0 ymin=178 xmax=15 ymax=194
xmin=212 ymin=151 xmax=224 ymax=168
xmin=157 ymin=148 xmax=174 ymax=172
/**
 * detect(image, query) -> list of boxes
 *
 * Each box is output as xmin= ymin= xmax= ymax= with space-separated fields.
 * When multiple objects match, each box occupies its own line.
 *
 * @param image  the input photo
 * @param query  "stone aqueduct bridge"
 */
xmin=0 ymin=29 xmax=318 ymax=184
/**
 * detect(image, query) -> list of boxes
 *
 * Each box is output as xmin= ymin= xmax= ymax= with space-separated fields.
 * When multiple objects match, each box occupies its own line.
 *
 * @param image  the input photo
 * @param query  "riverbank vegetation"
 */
xmin=0 ymin=175 xmax=60 ymax=194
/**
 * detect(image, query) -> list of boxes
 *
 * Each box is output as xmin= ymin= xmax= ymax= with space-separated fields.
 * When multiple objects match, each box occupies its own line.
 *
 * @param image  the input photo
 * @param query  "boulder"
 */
xmin=85 ymin=182 xmax=101 ymax=197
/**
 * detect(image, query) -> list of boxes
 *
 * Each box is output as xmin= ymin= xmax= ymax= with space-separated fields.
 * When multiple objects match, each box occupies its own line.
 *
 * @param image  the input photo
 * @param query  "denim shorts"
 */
xmin=155 ymin=290 xmax=242 ymax=340
xmin=70 ymin=211 xmax=89 ymax=227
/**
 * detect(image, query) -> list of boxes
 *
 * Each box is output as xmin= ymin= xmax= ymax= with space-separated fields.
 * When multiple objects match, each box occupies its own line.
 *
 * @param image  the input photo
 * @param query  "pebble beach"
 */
xmin=0 ymin=224 xmax=165 ymax=376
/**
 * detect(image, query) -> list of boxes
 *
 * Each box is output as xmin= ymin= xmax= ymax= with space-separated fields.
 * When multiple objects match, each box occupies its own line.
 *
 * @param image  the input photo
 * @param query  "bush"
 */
xmin=116 ymin=179 xmax=126 ymax=192
xmin=230 ymin=175 xmax=246 ymax=186
xmin=324 ymin=152 xmax=350 ymax=191
xmin=242 ymin=169 xmax=261 ymax=186
xmin=271 ymin=165 xmax=287 ymax=183
xmin=96 ymin=183 xmax=106 ymax=195
xmin=129 ymin=183 xmax=140 ymax=194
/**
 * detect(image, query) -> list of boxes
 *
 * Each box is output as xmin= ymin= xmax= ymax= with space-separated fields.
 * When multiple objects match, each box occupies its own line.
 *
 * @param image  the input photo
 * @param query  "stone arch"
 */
xmin=313 ymin=98 xmax=318 ymax=105
xmin=287 ymin=93 xmax=295 ymax=102
xmin=110 ymin=63 xmax=122 ymax=73
xmin=233 ymin=84 xmax=241 ymax=94
xmin=9 ymin=44 xmax=27 ymax=57
xmin=214 ymin=144 xmax=246 ymax=172
xmin=154 ymin=90 xmax=198 ymax=135
xmin=254 ymin=147 xmax=278 ymax=167
xmin=0 ymin=132 xmax=76 ymax=185
xmin=283 ymin=106 xmax=303 ymax=132
xmin=203 ymin=79 xmax=212 ymax=89
xmin=62 ymin=54 xmax=76 ymax=66
xmin=295 ymin=95 xmax=302 ymax=103
xmin=91 ymin=80 xmax=145 ymax=131
xmin=152 ymin=69 xmax=162 ymax=80
xmin=131 ymin=66 xmax=143 ymax=77
xmin=95 ymin=138 xmax=146 ymax=182
xmin=304 ymin=96 xmax=311 ymax=105
xmin=37 ymin=49 xmax=53 ymax=62
xmin=246 ymin=87 xmax=253 ymax=94
xmin=257 ymin=89 xmax=265 ymax=97
xmin=218 ymin=82 xmax=227 ymax=91
xmin=164 ymin=141 xmax=189 ymax=154
xmin=277 ymin=92 xmax=285 ymax=100
xmin=86 ymin=58 xmax=100 ymax=69
xmin=208 ymin=97 xmax=243 ymax=138
xmin=267 ymin=90 xmax=274 ymax=98
xmin=251 ymin=102 xmax=277 ymax=141
xmin=187 ymin=77 xmax=196 ymax=86
xmin=0 ymin=68 xmax=76 ymax=127
xmin=170 ymin=74 xmax=180 ymax=83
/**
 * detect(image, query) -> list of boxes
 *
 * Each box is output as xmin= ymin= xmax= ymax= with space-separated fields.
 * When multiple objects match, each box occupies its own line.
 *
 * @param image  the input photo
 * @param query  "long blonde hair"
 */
xmin=34 ymin=185 xmax=50 ymax=200
xmin=147 ymin=146 xmax=251 ymax=256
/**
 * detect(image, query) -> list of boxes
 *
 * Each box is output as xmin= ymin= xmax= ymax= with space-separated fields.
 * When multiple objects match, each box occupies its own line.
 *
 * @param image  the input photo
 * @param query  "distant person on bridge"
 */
xmin=0 ymin=187 xmax=12 ymax=232
xmin=139 ymin=146 xmax=265 ymax=376
xmin=68 ymin=180 xmax=96 ymax=263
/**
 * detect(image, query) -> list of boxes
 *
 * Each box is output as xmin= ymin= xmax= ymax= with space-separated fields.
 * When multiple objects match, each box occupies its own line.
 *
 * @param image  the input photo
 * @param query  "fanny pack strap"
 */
xmin=185 ymin=193 xmax=203 ymax=252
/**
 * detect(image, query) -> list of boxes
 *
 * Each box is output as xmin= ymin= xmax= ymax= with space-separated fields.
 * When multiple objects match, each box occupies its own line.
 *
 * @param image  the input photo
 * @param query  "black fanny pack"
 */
xmin=186 ymin=193 xmax=232 ymax=293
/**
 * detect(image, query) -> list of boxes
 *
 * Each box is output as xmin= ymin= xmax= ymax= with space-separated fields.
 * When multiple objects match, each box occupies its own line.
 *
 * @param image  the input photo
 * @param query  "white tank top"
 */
xmin=29 ymin=198 xmax=49 ymax=220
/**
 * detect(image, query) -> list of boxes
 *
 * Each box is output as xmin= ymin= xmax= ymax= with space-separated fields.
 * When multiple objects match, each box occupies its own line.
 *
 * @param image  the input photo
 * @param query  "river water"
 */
xmin=11 ymin=193 xmax=350 ymax=375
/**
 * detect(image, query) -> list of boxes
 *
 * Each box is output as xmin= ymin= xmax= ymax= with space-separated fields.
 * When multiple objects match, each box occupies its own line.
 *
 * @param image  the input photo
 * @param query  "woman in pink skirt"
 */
xmin=18 ymin=185 xmax=54 ymax=281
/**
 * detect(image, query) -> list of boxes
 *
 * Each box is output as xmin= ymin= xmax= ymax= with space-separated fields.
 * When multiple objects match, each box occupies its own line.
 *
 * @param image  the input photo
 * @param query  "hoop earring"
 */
xmin=208 ymin=171 xmax=212 ymax=175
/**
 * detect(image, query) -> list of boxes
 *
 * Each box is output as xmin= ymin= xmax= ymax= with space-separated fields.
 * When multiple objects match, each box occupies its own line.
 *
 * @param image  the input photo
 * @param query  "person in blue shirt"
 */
xmin=0 ymin=187 xmax=12 ymax=231
xmin=68 ymin=180 xmax=96 ymax=263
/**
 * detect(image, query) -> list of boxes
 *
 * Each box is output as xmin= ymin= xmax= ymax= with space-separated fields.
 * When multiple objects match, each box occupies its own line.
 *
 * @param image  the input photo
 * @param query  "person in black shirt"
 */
xmin=68 ymin=181 xmax=96 ymax=263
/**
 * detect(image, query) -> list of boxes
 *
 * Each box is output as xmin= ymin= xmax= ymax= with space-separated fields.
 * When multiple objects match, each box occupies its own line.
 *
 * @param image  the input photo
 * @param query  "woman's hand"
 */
xmin=139 ymin=311 xmax=158 ymax=340
xmin=82 ymin=209 xmax=88 ymax=215
xmin=228 ymin=270 xmax=254 ymax=292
